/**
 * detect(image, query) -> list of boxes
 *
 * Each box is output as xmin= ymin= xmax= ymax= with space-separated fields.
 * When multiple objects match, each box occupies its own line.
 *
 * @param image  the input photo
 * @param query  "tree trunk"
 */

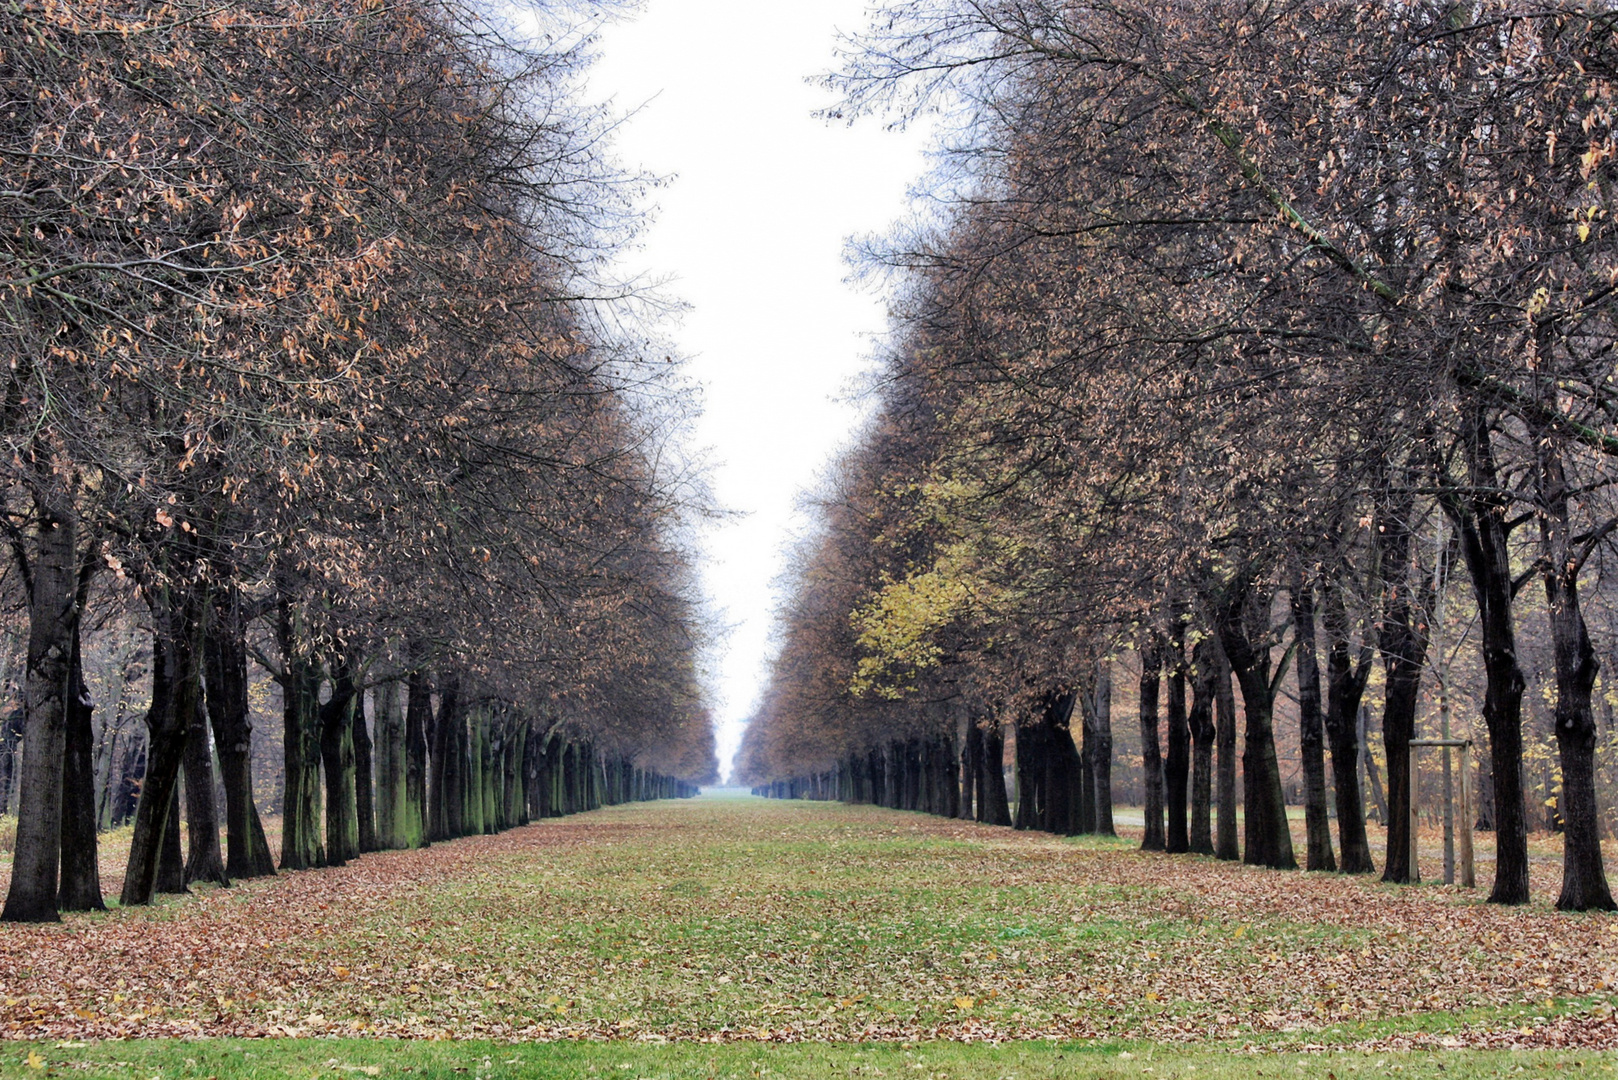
xmin=1473 ymin=727 xmax=1495 ymax=830
xmin=156 ymin=783 xmax=187 ymax=894
xmin=1535 ymin=433 xmax=1615 ymax=910
xmin=352 ymin=683 xmax=377 ymax=852
xmin=1165 ymin=627 xmax=1191 ymax=854
xmin=1083 ymin=662 xmax=1115 ymax=837
xmin=1138 ymin=640 xmax=1166 ymax=851
xmin=1377 ymin=482 xmax=1430 ymax=886
xmin=3 ymin=495 xmax=78 ymax=922
xmin=429 ymin=675 xmax=459 ymax=840
xmin=122 ymin=584 xmax=205 ymax=905
xmin=1447 ymin=406 xmax=1530 ymax=903
xmin=1024 ymin=690 xmax=1080 ymax=834
xmin=57 ymin=617 xmax=104 ymax=912
xmin=964 ymin=720 xmax=982 ymax=821
xmin=181 ymin=666 xmax=228 ymax=886
xmin=1217 ymin=577 xmax=1296 ymax=870
xmin=278 ymin=598 xmax=325 ymax=871
xmin=1292 ymin=583 xmax=1336 ymax=872
xmin=1322 ymin=581 xmax=1375 ymax=873
xmin=1214 ymin=638 xmax=1240 ymax=861
xmin=319 ymin=658 xmax=360 ymax=865
xmin=404 ymin=666 xmax=431 ymax=846
xmin=375 ymin=681 xmax=405 ymax=847
xmin=1188 ymin=636 xmax=1218 ymax=856
xmin=203 ymin=585 xmax=274 ymax=879
xmin=980 ymin=723 xmax=1011 ymax=826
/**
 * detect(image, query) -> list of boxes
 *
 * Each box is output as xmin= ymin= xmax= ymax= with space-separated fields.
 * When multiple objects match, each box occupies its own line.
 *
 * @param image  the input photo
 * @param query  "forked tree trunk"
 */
xmin=1217 ymin=577 xmax=1296 ymax=871
xmin=122 ymin=585 xmax=206 ymax=905
xmin=204 ymin=585 xmax=274 ymax=879
xmin=1448 ymin=403 xmax=1529 ymax=904
xmin=1535 ymin=432 xmax=1616 ymax=911
xmin=1291 ymin=584 xmax=1336 ymax=872
xmin=1138 ymin=640 xmax=1166 ymax=851
xmin=3 ymin=495 xmax=78 ymax=923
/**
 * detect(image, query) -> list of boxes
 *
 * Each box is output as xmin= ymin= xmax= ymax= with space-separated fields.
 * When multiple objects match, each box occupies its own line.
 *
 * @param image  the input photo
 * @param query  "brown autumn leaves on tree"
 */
xmin=0 ymin=0 xmax=716 ymax=923
xmin=740 ymin=1 xmax=1618 ymax=911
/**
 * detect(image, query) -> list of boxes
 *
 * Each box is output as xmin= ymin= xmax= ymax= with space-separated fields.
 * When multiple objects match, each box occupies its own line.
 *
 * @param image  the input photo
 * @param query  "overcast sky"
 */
xmin=586 ymin=1 xmax=930 ymax=781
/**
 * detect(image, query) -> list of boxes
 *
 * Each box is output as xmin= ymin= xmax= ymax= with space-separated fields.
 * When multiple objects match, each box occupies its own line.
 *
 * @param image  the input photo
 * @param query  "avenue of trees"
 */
xmin=738 ymin=0 xmax=1618 ymax=910
xmin=0 ymin=0 xmax=717 ymax=923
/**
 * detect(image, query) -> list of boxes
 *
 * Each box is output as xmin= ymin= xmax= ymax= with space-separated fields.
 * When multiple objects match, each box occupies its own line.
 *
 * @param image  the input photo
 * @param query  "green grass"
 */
xmin=4 ymin=796 xmax=1617 ymax=1072
xmin=0 ymin=1038 xmax=1611 ymax=1079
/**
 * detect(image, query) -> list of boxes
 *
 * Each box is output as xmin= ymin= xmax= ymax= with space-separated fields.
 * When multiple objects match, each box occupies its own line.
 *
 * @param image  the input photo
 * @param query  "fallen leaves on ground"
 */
xmin=1 ymin=798 xmax=1614 ymax=1050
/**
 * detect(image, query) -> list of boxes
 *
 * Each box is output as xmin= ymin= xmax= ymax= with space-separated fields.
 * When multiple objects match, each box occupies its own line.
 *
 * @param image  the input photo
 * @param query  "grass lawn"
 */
xmin=0 ymin=1038 xmax=1611 ymax=1079
xmin=2 ymin=796 xmax=1616 ymax=1075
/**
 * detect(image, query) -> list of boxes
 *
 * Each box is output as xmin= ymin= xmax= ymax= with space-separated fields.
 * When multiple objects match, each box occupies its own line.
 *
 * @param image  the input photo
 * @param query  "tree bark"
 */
xmin=1315 ymin=592 xmax=1373 ymax=874
xmin=3 ymin=495 xmax=78 ymax=922
xmin=404 ymin=665 xmax=431 ymax=846
xmin=1376 ymin=482 xmax=1431 ymax=885
xmin=203 ymin=585 xmax=274 ymax=878
xmin=319 ymin=657 xmax=360 ymax=865
xmin=980 ymin=723 xmax=1011 ymax=826
xmin=156 ymin=783 xmax=187 ymax=895
xmin=430 ymin=674 xmax=463 ymax=839
xmin=1535 ymin=433 xmax=1615 ymax=910
xmin=1291 ymin=583 xmax=1336 ymax=872
xmin=964 ymin=720 xmax=983 ymax=821
xmin=1214 ymin=638 xmax=1240 ymax=861
xmin=1446 ymin=405 xmax=1530 ymax=903
xmin=57 ymin=617 xmax=104 ymax=912
xmin=1188 ymin=636 xmax=1218 ymax=856
xmin=278 ymin=597 xmax=325 ymax=871
xmin=122 ymin=584 xmax=205 ymax=905
xmin=353 ymin=681 xmax=377 ymax=853
xmin=181 ymin=664 xmax=228 ymax=887
xmin=1138 ymin=639 xmax=1166 ymax=851
xmin=1217 ymin=576 xmax=1297 ymax=871
xmin=1165 ymin=626 xmax=1191 ymax=854
xmin=374 ymin=681 xmax=404 ymax=847
xmin=1082 ymin=662 xmax=1115 ymax=837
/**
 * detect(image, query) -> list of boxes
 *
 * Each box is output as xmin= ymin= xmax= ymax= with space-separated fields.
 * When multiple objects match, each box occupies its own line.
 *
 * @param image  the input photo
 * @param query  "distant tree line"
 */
xmin=738 ymin=1 xmax=1618 ymax=911
xmin=0 ymin=0 xmax=717 ymax=924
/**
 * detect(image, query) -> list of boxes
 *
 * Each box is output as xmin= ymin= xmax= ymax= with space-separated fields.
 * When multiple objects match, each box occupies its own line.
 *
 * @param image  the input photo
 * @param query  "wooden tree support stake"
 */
xmin=1409 ymin=739 xmax=1475 ymax=888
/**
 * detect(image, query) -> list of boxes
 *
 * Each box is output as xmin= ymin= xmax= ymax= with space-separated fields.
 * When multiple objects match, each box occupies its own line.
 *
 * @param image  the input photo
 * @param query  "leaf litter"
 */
xmin=0 ymin=798 xmax=1614 ymax=1050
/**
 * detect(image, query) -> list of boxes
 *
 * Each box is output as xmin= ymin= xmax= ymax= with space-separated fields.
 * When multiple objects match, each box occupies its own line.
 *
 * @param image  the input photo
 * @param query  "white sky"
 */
xmin=587 ymin=1 xmax=931 ymax=781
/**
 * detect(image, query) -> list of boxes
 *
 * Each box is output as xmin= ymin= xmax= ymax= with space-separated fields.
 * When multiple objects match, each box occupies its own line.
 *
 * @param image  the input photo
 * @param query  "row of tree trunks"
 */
xmin=1014 ymin=691 xmax=1085 ymax=835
